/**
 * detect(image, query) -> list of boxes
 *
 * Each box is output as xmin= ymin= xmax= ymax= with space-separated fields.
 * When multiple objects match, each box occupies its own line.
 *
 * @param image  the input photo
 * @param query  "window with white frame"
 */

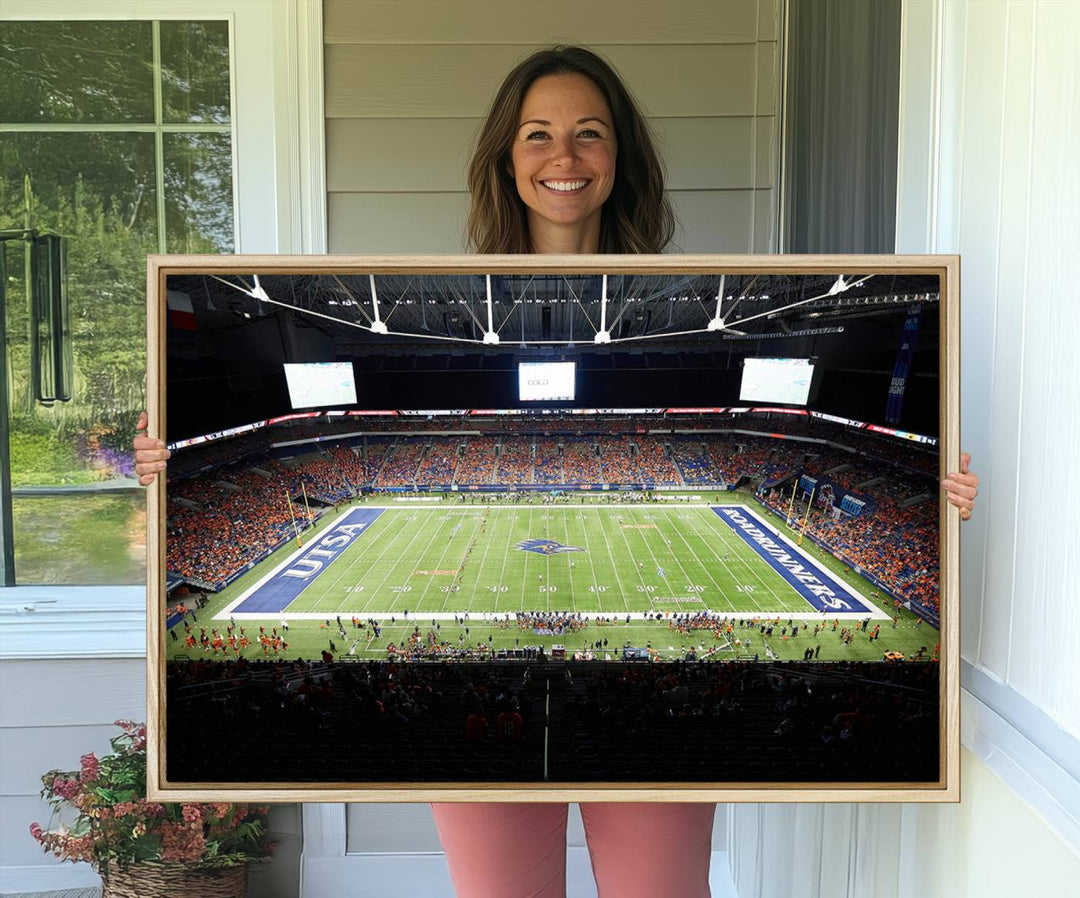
xmin=0 ymin=18 xmax=234 ymax=585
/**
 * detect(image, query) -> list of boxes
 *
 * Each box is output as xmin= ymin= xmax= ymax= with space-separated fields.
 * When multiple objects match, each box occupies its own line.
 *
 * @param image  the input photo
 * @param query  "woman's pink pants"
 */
xmin=431 ymin=802 xmax=715 ymax=898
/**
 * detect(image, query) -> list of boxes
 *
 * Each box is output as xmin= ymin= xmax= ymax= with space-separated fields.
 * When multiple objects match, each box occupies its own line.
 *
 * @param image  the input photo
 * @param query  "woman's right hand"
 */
xmin=134 ymin=411 xmax=170 ymax=486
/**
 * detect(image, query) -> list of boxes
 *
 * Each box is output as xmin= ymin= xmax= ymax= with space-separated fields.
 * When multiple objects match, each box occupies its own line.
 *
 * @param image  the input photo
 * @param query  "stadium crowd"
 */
xmin=533 ymin=438 xmax=564 ymax=483
xmin=705 ymin=435 xmax=775 ymax=485
xmin=359 ymin=440 xmax=392 ymax=484
xmin=668 ymin=437 xmax=721 ymax=484
xmin=561 ymin=438 xmax=603 ymax=482
xmin=414 ymin=438 xmax=460 ymax=484
xmin=758 ymin=442 xmax=804 ymax=485
xmin=496 ymin=440 xmax=534 ymax=483
xmin=375 ymin=438 xmax=426 ymax=487
xmin=761 ymin=484 xmax=939 ymax=612
xmin=635 ymin=437 xmax=682 ymax=483
xmin=598 ymin=436 xmax=637 ymax=483
xmin=455 ymin=438 xmax=498 ymax=485
xmin=166 ymin=658 xmax=940 ymax=785
xmin=167 ymin=468 xmax=299 ymax=586
xmin=166 ymin=415 xmax=943 ymax=612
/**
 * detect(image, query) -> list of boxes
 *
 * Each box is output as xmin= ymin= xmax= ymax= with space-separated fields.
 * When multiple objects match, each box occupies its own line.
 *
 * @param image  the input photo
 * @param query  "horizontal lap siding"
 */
xmin=325 ymin=45 xmax=760 ymax=118
xmin=0 ymin=657 xmax=302 ymax=896
xmin=0 ymin=659 xmax=145 ymax=868
xmin=327 ymin=117 xmax=772 ymax=192
xmin=324 ymin=0 xmax=762 ymax=45
xmin=0 ymin=724 xmax=131 ymax=796
xmin=329 ymin=191 xmax=469 ymax=253
xmin=0 ymin=659 xmax=146 ymax=729
xmin=324 ymin=0 xmax=780 ymax=254
xmin=328 ymin=188 xmax=763 ymax=254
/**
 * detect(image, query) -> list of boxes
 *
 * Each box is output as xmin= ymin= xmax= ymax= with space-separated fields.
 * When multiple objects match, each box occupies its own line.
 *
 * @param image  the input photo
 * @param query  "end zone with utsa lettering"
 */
xmin=224 ymin=508 xmax=385 ymax=615
xmin=712 ymin=505 xmax=881 ymax=615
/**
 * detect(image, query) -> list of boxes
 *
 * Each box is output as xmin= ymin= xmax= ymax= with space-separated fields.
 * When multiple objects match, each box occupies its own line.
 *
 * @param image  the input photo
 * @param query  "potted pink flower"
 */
xmin=31 ymin=720 xmax=274 ymax=897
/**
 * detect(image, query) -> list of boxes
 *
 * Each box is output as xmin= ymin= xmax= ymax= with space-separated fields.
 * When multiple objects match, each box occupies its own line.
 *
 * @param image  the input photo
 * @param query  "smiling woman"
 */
xmin=466 ymin=45 xmax=674 ymax=255
xmin=509 ymin=73 xmax=617 ymax=253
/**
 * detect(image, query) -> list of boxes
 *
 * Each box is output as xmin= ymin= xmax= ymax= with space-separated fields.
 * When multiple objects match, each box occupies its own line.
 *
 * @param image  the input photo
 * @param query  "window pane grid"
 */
xmin=0 ymin=19 xmax=234 ymax=253
xmin=0 ymin=18 xmax=234 ymax=583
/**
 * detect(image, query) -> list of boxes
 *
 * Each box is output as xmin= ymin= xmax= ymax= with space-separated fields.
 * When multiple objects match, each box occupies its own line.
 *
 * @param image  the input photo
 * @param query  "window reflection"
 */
xmin=160 ymin=21 xmax=231 ymax=125
xmin=0 ymin=20 xmax=234 ymax=584
xmin=12 ymin=494 xmax=146 ymax=585
xmin=164 ymin=133 xmax=234 ymax=253
xmin=0 ymin=21 xmax=154 ymax=124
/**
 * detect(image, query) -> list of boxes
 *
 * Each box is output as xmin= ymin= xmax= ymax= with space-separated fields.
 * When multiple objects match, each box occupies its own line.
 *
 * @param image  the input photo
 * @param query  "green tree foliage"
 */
xmin=0 ymin=22 xmax=155 ymax=124
xmin=1 ymin=19 xmax=233 ymax=486
xmin=1 ymin=153 xmax=152 ymax=482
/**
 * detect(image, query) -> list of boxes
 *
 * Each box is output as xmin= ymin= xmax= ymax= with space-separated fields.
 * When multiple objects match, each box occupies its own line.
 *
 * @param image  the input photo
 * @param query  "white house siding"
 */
xmin=0 ymin=656 xmax=301 ymax=897
xmin=324 ymin=0 xmax=781 ymax=254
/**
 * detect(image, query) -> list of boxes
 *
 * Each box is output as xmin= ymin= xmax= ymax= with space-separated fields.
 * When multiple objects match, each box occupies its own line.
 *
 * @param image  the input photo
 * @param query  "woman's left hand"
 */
xmin=942 ymin=452 xmax=979 ymax=521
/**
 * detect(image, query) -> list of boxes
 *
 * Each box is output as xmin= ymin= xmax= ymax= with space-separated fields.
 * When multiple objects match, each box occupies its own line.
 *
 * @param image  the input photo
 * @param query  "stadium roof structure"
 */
xmin=166 ymin=271 xmax=940 ymax=351
xmin=163 ymin=268 xmax=945 ymax=445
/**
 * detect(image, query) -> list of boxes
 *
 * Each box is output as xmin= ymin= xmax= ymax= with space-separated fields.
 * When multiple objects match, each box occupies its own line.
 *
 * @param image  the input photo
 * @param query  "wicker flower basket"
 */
xmin=100 ymin=861 xmax=247 ymax=898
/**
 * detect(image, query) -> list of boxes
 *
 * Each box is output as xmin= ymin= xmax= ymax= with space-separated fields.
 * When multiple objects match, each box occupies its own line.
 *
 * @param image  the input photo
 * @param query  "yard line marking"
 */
xmin=712 ymin=507 xmax=809 ymax=608
xmin=520 ymin=506 xmax=532 ymax=612
xmin=598 ymin=510 xmax=636 ymax=615
xmin=416 ymin=507 xmax=480 ymax=613
xmin=353 ymin=508 xmax=450 ymax=615
xmin=629 ymin=507 xmax=692 ymax=611
xmin=321 ymin=510 xmax=419 ymax=613
xmin=679 ymin=507 xmax=769 ymax=615
xmin=713 ymin=504 xmax=880 ymax=616
xmin=609 ymin=508 xmax=660 ymax=614
xmin=753 ymin=502 xmax=894 ymax=615
xmin=572 ymin=508 xmax=606 ymax=614
xmin=320 ymin=509 xmax=410 ymax=611
xmin=641 ymin=507 xmax=699 ymax=603
xmin=218 ymin=507 xmax=386 ymax=617
xmin=689 ymin=506 xmax=791 ymax=612
xmin=350 ymin=502 xmax=718 ymax=510
xmin=226 ymin=609 xmax=854 ymax=622
xmin=663 ymin=507 xmax=737 ymax=611
xmin=310 ymin=506 xmax=417 ymax=616
xmin=487 ymin=507 xmax=512 ymax=617
xmin=462 ymin=506 xmax=497 ymax=615
xmin=561 ymin=508 xmax=579 ymax=613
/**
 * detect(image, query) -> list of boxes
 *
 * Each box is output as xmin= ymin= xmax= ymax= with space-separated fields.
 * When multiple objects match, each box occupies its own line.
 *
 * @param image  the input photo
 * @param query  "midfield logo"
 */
xmin=515 ymin=538 xmax=587 ymax=556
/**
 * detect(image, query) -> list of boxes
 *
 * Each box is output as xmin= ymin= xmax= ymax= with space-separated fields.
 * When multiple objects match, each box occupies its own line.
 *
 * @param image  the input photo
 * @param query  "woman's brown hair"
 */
xmin=466 ymin=46 xmax=675 ymax=254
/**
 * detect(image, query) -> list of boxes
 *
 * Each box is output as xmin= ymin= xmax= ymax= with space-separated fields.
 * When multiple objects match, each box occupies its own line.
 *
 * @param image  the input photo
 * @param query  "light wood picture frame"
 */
xmin=146 ymin=253 xmax=960 ymax=803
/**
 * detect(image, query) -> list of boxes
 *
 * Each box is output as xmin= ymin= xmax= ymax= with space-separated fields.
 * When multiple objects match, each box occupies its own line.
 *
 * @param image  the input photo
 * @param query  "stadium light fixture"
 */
xmin=708 ymin=275 xmax=727 ymax=330
xmin=594 ymin=273 xmax=611 ymax=343
xmin=828 ymin=275 xmax=851 ymax=296
xmin=482 ymin=274 xmax=500 ymax=344
xmin=367 ymin=275 xmax=388 ymax=334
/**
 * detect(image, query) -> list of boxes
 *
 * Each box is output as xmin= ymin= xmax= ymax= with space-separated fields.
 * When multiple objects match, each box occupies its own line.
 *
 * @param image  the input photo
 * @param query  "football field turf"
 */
xmin=219 ymin=501 xmax=888 ymax=621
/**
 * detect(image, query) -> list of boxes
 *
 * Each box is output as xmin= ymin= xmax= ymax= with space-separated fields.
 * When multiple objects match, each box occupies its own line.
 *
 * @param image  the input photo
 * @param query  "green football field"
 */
xmin=228 ymin=502 xmax=879 ymax=618
xmin=165 ymin=495 xmax=942 ymax=663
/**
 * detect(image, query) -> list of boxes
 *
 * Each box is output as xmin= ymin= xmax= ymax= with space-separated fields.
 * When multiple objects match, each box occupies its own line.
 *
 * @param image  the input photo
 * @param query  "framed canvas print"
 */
xmin=146 ymin=254 xmax=959 ymax=803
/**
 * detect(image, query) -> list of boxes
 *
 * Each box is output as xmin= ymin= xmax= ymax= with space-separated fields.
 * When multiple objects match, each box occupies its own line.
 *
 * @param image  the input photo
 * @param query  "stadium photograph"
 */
xmin=159 ymin=264 xmax=946 ymax=787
